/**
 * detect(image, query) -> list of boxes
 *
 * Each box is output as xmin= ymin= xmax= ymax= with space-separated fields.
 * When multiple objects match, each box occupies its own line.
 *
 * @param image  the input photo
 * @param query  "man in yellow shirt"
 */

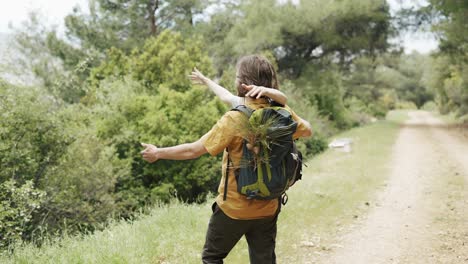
xmin=141 ymin=55 xmax=312 ymax=263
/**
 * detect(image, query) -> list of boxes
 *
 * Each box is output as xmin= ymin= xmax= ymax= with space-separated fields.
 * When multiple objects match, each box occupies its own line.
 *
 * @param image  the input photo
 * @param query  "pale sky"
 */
xmin=0 ymin=0 xmax=88 ymax=33
xmin=0 ymin=0 xmax=438 ymax=54
xmin=387 ymin=0 xmax=439 ymax=54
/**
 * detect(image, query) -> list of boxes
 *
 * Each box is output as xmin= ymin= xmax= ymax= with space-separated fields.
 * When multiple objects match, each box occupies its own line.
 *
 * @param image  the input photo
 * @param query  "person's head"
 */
xmin=235 ymin=55 xmax=279 ymax=97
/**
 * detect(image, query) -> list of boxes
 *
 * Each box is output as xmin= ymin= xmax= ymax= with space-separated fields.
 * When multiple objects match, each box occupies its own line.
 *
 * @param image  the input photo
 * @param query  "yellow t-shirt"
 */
xmin=201 ymin=97 xmax=309 ymax=219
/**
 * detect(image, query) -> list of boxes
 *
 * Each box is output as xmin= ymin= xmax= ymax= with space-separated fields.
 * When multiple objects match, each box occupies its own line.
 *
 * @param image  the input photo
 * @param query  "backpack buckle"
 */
xmin=281 ymin=193 xmax=288 ymax=205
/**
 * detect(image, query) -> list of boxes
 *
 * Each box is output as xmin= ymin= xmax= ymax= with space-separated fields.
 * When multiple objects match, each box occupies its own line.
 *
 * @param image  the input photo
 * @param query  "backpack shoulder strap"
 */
xmin=223 ymin=147 xmax=230 ymax=201
xmin=223 ymin=105 xmax=253 ymax=201
xmin=230 ymin=105 xmax=254 ymax=118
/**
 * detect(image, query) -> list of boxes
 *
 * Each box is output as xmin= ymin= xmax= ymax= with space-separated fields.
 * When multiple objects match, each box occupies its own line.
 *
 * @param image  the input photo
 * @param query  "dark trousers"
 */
xmin=202 ymin=203 xmax=279 ymax=264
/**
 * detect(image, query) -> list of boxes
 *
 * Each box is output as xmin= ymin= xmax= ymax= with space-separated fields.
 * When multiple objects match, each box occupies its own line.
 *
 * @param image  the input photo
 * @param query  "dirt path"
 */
xmin=315 ymin=111 xmax=468 ymax=264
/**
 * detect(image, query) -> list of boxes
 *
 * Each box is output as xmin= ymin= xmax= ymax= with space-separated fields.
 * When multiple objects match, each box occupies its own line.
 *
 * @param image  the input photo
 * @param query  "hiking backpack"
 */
xmin=224 ymin=105 xmax=303 ymax=204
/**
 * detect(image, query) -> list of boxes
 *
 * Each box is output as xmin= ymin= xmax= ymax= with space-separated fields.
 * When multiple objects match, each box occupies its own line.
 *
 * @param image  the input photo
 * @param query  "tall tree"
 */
xmin=429 ymin=0 xmax=468 ymax=57
xmin=65 ymin=0 xmax=206 ymax=53
xmin=200 ymin=0 xmax=393 ymax=77
xmin=10 ymin=0 xmax=207 ymax=103
xmin=403 ymin=0 xmax=468 ymax=115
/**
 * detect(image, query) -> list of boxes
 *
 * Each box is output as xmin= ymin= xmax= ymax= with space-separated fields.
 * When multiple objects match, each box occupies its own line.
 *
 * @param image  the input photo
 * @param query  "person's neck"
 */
xmin=244 ymin=96 xmax=268 ymax=104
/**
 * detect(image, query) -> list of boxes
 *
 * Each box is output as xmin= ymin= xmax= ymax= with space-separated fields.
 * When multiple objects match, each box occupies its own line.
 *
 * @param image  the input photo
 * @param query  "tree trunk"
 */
xmin=186 ymin=6 xmax=193 ymax=26
xmin=148 ymin=0 xmax=159 ymax=35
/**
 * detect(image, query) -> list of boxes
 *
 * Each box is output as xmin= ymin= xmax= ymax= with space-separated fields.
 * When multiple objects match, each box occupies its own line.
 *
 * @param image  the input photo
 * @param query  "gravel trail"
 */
xmin=317 ymin=111 xmax=468 ymax=264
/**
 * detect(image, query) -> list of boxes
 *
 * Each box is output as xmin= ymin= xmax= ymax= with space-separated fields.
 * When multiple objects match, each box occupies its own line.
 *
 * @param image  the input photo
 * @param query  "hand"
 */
xmin=243 ymin=84 xmax=268 ymax=99
xmin=189 ymin=67 xmax=207 ymax=85
xmin=140 ymin=143 xmax=159 ymax=163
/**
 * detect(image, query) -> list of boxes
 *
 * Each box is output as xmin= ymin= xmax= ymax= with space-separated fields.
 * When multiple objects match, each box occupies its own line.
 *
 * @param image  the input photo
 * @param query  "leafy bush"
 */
xmin=0 ymin=180 xmax=45 ymax=249
xmin=85 ymin=30 xmax=225 ymax=205
xmin=280 ymin=80 xmax=336 ymax=157
xmin=36 ymin=130 xmax=128 ymax=235
xmin=294 ymin=64 xmax=351 ymax=130
xmin=92 ymin=79 xmax=224 ymax=205
xmin=395 ymin=101 xmax=418 ymax=110
xmin=132 ymin=31 xmax=214 ymax=92
xmin=421 ymin=101 xmax=439 ymax=112
xmin=0 ymin=83 xmax=72 ymax=185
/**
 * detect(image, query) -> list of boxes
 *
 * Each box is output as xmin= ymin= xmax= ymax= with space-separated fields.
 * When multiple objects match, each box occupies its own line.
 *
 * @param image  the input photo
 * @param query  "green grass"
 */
xmin=0 ymin=115 xmax=405 ymax=264
xmin=2 ymin=201 xmax=214 ymax=264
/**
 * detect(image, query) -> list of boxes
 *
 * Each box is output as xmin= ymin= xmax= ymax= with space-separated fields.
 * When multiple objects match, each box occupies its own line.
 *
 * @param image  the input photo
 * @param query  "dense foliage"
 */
xmin=429 ymin=0 xmax=468 ymax=117
xmin=1 ymin=30 xmax=224 ymax=246
xmin=400 ymin=0 xmax=468 ymax=117
xmin=2 ymin=0 xmax=463 ymax=249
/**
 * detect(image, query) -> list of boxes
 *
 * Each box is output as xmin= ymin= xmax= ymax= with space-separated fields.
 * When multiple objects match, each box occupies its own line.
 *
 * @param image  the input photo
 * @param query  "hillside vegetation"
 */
xmin=0 ymin=113 xmax=403 ymax=263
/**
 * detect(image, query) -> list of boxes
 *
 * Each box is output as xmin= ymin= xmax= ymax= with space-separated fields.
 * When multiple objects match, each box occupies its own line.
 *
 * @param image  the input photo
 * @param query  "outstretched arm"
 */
xmin=190 ymin=68 xmax=288 ymax=106
xmin=140 ymin=138 xmax=208 ymax=163
xmin=189 ymin=68 xmax=236 ymax=105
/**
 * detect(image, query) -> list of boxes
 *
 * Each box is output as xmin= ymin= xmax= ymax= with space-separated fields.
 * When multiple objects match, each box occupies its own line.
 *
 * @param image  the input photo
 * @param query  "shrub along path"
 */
xmin=314 ymin=111 xmax=468 ymax=263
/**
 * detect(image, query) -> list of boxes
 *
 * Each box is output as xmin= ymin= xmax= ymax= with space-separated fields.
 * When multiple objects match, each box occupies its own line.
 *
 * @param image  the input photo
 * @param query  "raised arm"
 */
xmin=189 ymin=68 xmax=237 ymax=105
xmin=190 ymin=68 xmax=288 ymax=106
xmin=242 ymin=84 xmax=287 ymax=106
